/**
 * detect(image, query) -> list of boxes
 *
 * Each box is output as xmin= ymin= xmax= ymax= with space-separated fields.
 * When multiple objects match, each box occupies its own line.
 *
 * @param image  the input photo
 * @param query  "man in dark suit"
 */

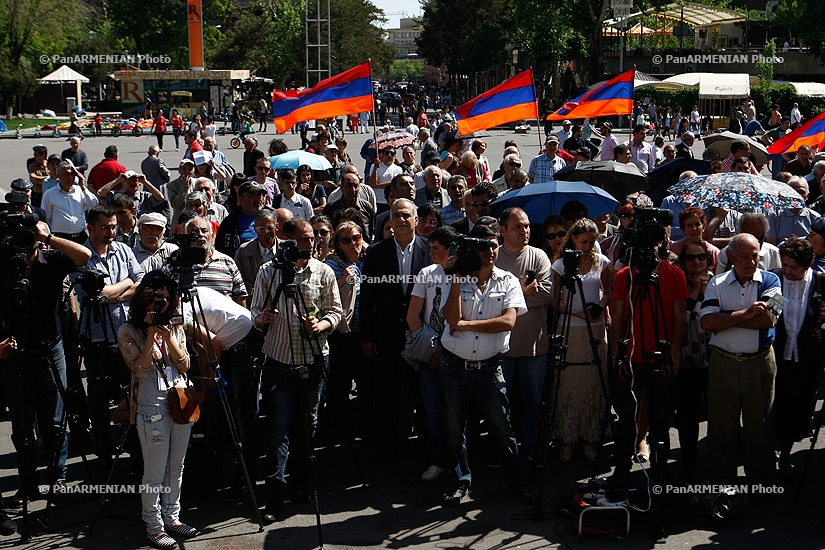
xmin=414 ymin=166 xmax=450 ymax=208
xmin=450 ymin=181 xmax=497 ymax=235
xmin=242 ymin=137 xmax=265 ymax=178
xmin=234 ymin=207 xmax=278 ymax=304
xmin=360 ymin=198 xmax=432 ymax=466
xmin=675 ymin=131 xmax=696 ymax=160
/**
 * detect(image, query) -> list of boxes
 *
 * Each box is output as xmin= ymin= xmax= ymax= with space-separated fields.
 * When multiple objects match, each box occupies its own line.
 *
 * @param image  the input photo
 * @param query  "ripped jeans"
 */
xmin=136 ymin=412 xmax=192 ymax=535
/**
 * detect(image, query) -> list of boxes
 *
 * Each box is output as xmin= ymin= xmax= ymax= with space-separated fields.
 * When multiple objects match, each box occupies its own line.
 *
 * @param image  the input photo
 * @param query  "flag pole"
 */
xmin=369 ymin=58 xmax=380 ymax=186
xmin=536 ymin=100 xmax=544 ymax=154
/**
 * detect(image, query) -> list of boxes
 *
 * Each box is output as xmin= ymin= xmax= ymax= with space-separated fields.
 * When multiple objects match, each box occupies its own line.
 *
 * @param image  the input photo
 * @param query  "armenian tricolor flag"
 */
xmin=453 ymin=69 xmax=538 ymax=135
xmin=271 ymin=62 xmax=374 ymax=134
xmin=767 ymin=109 xmax=825 ymax=155
xmin=546 ymin=68 xmax=635 ymax=121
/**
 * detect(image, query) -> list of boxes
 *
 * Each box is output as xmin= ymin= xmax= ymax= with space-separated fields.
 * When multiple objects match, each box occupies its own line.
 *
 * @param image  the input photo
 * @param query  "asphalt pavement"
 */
xmin=0 ymin=123 xmax=824 ymax=549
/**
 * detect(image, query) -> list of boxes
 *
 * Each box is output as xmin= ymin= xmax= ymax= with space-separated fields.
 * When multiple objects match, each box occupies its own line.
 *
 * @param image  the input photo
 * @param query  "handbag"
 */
xmin=154 ymin=356 xmax=202 ymax=425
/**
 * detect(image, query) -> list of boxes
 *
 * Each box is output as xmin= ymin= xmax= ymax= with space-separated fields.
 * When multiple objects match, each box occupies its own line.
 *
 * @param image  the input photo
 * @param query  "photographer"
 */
xmin=608 ymin=209 xmax=687 ymax=496
xmin=439 ymin=224 xmax=534 ymax=507
xmin=251 ymin=218 xmax=342 ymax=523
xmin=117 ymin=273 xmax=199 ymax=548
xmin=0 ymin=221 xmax=90 ymax=507
xmin=76 ymin=205 xmax=145 ymax=463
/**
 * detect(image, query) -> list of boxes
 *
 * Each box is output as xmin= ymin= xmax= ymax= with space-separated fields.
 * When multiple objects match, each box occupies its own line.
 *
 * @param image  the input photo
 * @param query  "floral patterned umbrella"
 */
xmin=370 ymin=129 xmax=417 ymax=149
xmin=667 ymin=172 xmax=804 ymax=212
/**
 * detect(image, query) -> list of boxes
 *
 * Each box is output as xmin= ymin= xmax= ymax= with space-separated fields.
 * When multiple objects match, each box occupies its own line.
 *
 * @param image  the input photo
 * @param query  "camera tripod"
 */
xmin=533 ymin=255 xmax=613 ymax=521
xmin=87 ymin=279 xmax=265 ymax=534
xmin=610 ymin=260 xmax=675 ymax=542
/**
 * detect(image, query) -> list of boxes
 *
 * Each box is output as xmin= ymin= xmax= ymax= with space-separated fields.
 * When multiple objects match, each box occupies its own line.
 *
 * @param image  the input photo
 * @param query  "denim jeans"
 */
xmin=1 ymin=338 xmax=70 ymax=488
xmin=500 ymin=355 xmax=547 ymax=457
xmin=439 ymin=355 xmax=524 ymax=490
xmin=261 ymin=359 xmax=324 ymax=499
xmin=419 ymin=360 xmax=443 ymax=466
xmin=136 ymin=412 xmax=192 ymax=535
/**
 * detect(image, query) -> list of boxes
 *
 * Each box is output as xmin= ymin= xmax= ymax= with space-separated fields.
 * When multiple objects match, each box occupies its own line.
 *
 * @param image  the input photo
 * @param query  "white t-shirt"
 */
xmin=369 ymin=162 xmax=403 ymax=204
xmin=202 ymin=124 xmax=217 ymax=139
xmin=551 ymin=253 xmax=609 ymax=326
xmin=411 ymin=264 xmax=451 ymax=333
xmin=181 ymin=286 xmax=253 ymax=349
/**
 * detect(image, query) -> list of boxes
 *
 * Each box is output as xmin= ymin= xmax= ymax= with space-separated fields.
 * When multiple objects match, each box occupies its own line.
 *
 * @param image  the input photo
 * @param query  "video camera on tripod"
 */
xmin=622 ymin=207 xmax=673 ymax=277
xmin=165 ymin=232 xmax=208 ymax=291
xmin=450 ymin=236 xmax=497 ymax=275
xmin=74 ymin=266 xmax=108 ymax=300
xmin=0 ymin=192 xmax=39 ymax=254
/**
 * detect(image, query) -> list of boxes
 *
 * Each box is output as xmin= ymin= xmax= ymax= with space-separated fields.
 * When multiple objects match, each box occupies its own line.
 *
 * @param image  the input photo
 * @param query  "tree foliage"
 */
xmin=329 ymin=0 xmax=395 ymax=76
xmin=388 ymin=59 xmax=425 ymax=81
xmin=774 ymin=0 xmax=825 ymax=63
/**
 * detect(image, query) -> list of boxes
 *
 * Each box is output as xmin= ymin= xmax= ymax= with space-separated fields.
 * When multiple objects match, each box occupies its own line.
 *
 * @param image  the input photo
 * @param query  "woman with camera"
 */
xmin=676 ymin=240 xmax=712 ymax=478
xmin=117 ymin=273 xmax=199 ymax=549
xmin=550 ymin=219 xmax=611 ymax=461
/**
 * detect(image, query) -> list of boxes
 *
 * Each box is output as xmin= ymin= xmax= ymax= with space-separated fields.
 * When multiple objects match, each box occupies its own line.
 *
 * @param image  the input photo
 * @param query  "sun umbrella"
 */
xmin=667 ymin=172 xmax=804 ymax=212
xmin=647 ymin=158 xmax=712 ymax=205
xmin=370 ymin=129 xmax=417 ymax=149
xmin=270 ymin=150 xmax=332 ymax=171
xmin=552 ymin=160 xmax=649 ymax=200
xmin=702 ymin=131 xmax=770 ymax=165
xmin=491 ymin=181 xmax=619 ymax=224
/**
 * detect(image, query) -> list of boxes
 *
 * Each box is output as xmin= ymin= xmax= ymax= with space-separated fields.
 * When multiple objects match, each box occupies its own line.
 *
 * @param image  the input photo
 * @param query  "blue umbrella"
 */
xmin=270 ymin=150 xmax=332 ymax=171
xmin=491 ymin=181 xmax=619 ymax=224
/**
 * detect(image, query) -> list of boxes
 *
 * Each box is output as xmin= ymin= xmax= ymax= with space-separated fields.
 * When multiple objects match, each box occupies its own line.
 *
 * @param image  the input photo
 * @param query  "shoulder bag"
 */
xmin=155 ymin=356 xmax=202 ymax=424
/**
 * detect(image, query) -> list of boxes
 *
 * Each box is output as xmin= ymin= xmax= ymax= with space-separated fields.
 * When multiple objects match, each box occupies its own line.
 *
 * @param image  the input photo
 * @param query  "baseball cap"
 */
xmin=137 ymin=212 xmax=168 ymax=228
xmin=10 ymin=178 xmax=33 ymax=191
xmin=124 ymin=170 xmax=137 ymax=179
xmin=326 ymin=144 xmax=339 ymax=151
xmin=238 ymin=181 xmax=267 ymax=195
xmin=563 ymin=120 xmax=572 ymax=125
xmin=179 ymin=159 xmax=195 ymax=168
xmin=545 ymin=135 xmax=560 ymax=144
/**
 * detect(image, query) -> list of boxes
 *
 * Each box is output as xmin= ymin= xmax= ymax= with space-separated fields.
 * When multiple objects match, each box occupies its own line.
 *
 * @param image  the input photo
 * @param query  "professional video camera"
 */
xmin=166 ymin=232 xmax=208 ymax=290
xmin=561 ymin=249 xmax=583 ymax=279
xmin=622 ymin=207 xmax=673 ymax=276
xmin=451 ymin=236 xmax=497 ymax=275
xmin=0 ymin=192 xmax=38 ymax=253
xmin=75 ymin=265 xmax=108 ymax=299
xmin=275 ymin=239 xmax=311 ymax=268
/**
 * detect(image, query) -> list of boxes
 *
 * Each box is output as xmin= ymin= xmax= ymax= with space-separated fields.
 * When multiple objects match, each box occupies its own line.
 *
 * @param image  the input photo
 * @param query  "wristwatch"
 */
xmin=44 ymin=233 xmax=54 ymax=246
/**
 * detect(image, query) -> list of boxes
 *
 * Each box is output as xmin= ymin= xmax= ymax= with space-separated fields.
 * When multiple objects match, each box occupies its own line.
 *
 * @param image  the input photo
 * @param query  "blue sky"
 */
xmin=373 ymin=0 xmax=422 ymax=29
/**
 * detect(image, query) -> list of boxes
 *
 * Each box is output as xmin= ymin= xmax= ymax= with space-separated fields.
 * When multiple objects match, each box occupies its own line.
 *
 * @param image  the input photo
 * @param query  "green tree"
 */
xmin=329 ymin=0 xmax=394 ymax=76
xmin=388 ymin=59 xmax=425 ymax=81
xmin=774 ymin=0 xmax=825 ymax=63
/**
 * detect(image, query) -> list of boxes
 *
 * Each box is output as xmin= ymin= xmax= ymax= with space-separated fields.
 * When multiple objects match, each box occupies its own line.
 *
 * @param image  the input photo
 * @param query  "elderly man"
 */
xmin=323 ymin=143 xmax=346 ymax=188
xmin=766 ymin=177 xmax=818 ymax=245
xmin=492 ymin=154 xmax=522 ymax=195
xmin=327 ymin=165 xmax=377 ymax=211
xmin=323 ymin=171 xmax=376 ymax=240
xmin=193 ymin=177 xmax=228 ymax=224
xmin=399 ymin=145 xmax=422 ymax=177
xmin=97 ymin=170 xmax=171 ymax=223
xmin=132 ymin=212 xmax=178 ymax=272
xmin=234 ymin=207 xmax=279 ymax=303
xmin=186 ymin=216 xmax=247 ymax=306
xmin=419 ymin=128 xmax=438 ymax=164
xmin=217 ymin=181 xmax=267 ymax=258
xmin=41 ymin=160 xmax=99 ymax=243
xmin=248 ymin=156 xmax=279 ymax=206
xmin=242 ymin=136 xmax=265 ymax=177
xmin=274 ymin=208 xmax=293 ymax=241
xmin=716 ymin=213 xmax=781 ymax=274
xmin=675 ymin=132 xmax=696 ymax=160
xmin=414 ymin=165 xmax=449 ymax=208
xmin=140 ymin=145 xmax=171 ymax=189
xmin=60 ymin=135 xmax=89 ymax=174
xmin=700 ymin=233 xmax=781 ymax=485
xmin=527 ymin=136 xmax=565 ymax=183
xmin=202 ymin=136 xmax=229 ymax=175
xmin=556 ymin=119 xmax=573 ymax=145
xmin=167 ymin=159 xmax=196 ymax=227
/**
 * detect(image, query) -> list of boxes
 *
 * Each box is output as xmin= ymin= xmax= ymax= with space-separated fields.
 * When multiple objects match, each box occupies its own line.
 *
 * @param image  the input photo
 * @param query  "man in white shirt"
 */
xmin=556 ymin=120 xmax=573 ymax=145
xmin=41 ymin=160 xmax=99 ymax=243
xmin=627 ymin=124 xmax=655 ymax=174
xmin=273 ymin=169 xmax=313 ymax=219
xmin=790 ymin=103 xmax=803 ymax=126
xmin=369 ymin=146 xmax=403 ymax=208
xmin=599 ymin=122 xmax=619 ymax=161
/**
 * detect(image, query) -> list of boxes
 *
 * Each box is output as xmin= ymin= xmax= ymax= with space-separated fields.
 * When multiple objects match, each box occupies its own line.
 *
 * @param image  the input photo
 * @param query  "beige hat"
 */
xmin=137 ymin=212 xmax=168 ymax=228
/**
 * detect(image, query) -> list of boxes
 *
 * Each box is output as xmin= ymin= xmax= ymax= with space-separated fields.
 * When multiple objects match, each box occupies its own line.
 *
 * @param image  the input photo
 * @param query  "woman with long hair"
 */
xmin=676 ymin=240 xmax=712 ymax=478
xmin=297 ymin=164 xmax=327 ymax=214
xmin=550 ymin=218 xmax=611 ymax=461
xmin=117 ymin=273 xmax=199 ymax=549
xmin=543 ymin=214 xmax=566 ymax=259
xmin=310 ymin=214 xmax=334 ymax=261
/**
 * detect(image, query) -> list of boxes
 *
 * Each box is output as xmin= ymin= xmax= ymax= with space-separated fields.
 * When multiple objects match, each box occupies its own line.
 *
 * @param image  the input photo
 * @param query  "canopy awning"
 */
xmin=697 ymin=73 xmax=750 ymax=98
xmin=772 ymin=81 xmax=825 ymax=97
xmin=603 ymin=22 xmax=674 ymax=36
xmin=39 ymin=64 xmax=89 ymax=83
xmin=605 ymin=2 xmax=746 ymax=28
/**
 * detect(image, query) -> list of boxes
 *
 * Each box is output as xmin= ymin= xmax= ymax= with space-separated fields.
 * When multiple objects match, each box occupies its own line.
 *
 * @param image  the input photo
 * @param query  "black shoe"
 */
xmin=513 ymin=484 xmax=538 ymax=506
xmin=262 ymin=498 xmax=284 ymax=524
xmin=443 ymin=485 xmax=469 ymax=507
xmin=0 ymin=511 xmax=15 ymax=536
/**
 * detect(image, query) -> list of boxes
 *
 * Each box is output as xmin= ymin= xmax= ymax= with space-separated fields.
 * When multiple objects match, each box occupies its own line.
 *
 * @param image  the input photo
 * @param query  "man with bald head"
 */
xmin=700 ymin=233 xmax=781 ymax=485
xmin=360 ymin=198 xmax=432 ymax=467
xmin=274 ymin=208 xmax=294 ymax=241
xmin=140 ymin=145 xmax=171 ymax=189
xmin=766 ymin=177 xmax=817 ymax=245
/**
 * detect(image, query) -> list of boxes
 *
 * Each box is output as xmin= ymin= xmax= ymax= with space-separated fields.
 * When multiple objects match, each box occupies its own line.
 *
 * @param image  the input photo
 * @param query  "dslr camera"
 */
xmin=452 ymin=236 xmax=497 ymax=275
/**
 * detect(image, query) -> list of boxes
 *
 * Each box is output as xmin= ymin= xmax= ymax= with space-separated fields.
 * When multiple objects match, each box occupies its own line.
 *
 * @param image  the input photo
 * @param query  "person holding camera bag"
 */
xmin=550 ymin=218 xmax=611 ymax=462
xmin=439 ymin=223 xmax=535 ymax=508
xmin=117 ymin=272 xmax=199 ymax=549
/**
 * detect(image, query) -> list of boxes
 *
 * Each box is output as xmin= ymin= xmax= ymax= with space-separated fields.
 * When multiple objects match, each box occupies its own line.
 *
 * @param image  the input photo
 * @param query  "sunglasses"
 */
xmin=255 ymin=166 xmax=268 ymax=171
xmin=508 ymin=162 xmax=522 ymax=168
xmin=471 ymin=201 xmax=492 ymax=208
xmin=314 ymin=228 xmax=331 ymax=237
xmin=619 ymin=213 xmax=634 ymax=220
xmin=546 ymin=231 xmax=566 ymax=240
xmin=338 ymin=234 xmax=362 ymax=245
xmin=684 ymin=253 xmax=708 ymax=262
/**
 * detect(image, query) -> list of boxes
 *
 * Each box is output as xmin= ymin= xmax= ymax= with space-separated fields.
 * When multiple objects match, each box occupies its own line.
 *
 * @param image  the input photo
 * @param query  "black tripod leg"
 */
xmin=296 ymin=370 xmax=325 ymax=549
xmin=87 ymin=421 xmax=131 ymax=536
xmin=794 ymin=398 xmax=825 ymax=508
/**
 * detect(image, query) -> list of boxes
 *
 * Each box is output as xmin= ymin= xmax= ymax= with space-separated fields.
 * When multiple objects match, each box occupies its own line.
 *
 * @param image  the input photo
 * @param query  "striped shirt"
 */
xmin=194 ymin=249 xmax=247 ymax=300
xmin=251 ymin=258 xmax=342 ymax=364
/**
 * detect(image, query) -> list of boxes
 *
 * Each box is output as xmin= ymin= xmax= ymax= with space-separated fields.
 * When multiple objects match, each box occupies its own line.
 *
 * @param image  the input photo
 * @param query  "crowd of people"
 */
xmin=1 ymin=99 xmax=823 ymax=546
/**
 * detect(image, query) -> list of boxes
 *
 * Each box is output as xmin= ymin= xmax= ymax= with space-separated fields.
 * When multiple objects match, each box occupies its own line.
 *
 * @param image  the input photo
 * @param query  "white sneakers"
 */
xmin=421 ymin=465 xmax=445 ymax=481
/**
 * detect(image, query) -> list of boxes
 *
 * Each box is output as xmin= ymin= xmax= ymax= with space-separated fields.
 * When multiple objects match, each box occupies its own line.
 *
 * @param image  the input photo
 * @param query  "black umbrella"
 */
xmin=647 ymin=158 xmax=712 ymax=206
xmin=552 ymin=161 xmax=649 ymax=200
